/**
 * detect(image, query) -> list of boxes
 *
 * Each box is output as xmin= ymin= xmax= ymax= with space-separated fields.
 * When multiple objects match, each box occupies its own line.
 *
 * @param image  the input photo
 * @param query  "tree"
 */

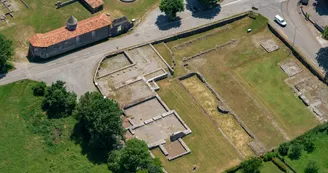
xmin=240 ymin=157 xmax=262 ymax=173
xmin=42 ymin=80 xmax=77 ymax=118
xmin=288 ymin=143 xmax=303 ymax=160
xmin=304 ymin=161 xmax=319 ymax=173
xmin=263 ymin=152 xmax=276 ymax=162
xmin=278 ymin=143 xmax=290 ymax=156
xmin=0 ymin=34 xmax=14 ymax=73
xmin=303 ymin=139 xmax=315 ymax=153
xmin=324 ymin=26 xmax=328 ymax=40
xmin=74 ymin=91 xmax=124 ymax=149
xmin=108 ymin=138 xmax=163 ymax=173
xmin=32 ymin=82 xmax=47 ymax=96
xmin=159 ymin=0 xmax=184 ymax=20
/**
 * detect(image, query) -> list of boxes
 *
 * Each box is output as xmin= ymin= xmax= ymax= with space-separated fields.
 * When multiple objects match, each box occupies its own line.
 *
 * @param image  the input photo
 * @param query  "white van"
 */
xmin=274 ymin=15 xmax=287 ymax=27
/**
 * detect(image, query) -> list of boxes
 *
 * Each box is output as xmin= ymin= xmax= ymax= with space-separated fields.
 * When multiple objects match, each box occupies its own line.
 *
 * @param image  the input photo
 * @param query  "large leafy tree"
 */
xmin=159 ymin=0 xmax=184 ymax=20
xmin=74 ymin=91 xmax=124 ymax=149
xmin=108 ymin=138 xmax=163 ymax=173
xmin=0 ymin=34 xmax=14 ymax=73
xmin=240 ymin=157 xmax=262 ymax=173
xmin=288 ymin=143 xmax=303 ymax=160
xmin=278 ymin=143 xmax=290 ymax=156
xmin=42 ymin=80 xmax=77 ymax=118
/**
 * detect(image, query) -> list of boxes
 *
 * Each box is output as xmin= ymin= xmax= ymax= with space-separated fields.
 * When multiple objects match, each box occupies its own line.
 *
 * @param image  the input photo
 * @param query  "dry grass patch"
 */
xmin=181 ymin=75 xmax=254 ymax=157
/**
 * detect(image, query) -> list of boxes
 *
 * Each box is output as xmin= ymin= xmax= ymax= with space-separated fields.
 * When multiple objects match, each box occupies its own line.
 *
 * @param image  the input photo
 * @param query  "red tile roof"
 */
xmin=29 ymin=13 xmax=111 ymax=48
xmin=84 ymin=0 xmax=104 ymax=9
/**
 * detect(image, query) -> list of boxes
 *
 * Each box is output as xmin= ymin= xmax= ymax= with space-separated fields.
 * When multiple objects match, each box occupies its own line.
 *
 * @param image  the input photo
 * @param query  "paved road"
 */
xmin=0 ymin=0 xmax=323 ymax=95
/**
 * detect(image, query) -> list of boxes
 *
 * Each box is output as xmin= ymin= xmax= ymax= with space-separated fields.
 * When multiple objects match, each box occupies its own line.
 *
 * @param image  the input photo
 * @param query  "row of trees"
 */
xmin=32 ymin=81 xmax=163 ymax=173
xmin=159 ymin=0 xmax=220 ymax=20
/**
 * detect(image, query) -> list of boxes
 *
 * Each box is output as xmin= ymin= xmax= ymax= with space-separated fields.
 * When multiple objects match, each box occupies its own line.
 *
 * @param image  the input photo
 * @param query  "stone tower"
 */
xmin=66 ymin=15 xmax=78 ymax=31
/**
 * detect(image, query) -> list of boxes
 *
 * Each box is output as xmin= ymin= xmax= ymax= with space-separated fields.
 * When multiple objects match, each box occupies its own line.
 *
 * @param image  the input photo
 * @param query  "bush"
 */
xmin=323 ymin=26 xmax=328 ymax=40
xmin=32 ymin=82 xmax=47 ymax=96
xmin=263 ymin=152 xmax=276 ymax=162
xmin=278 ymin=143 xmax=290 ymax=156
xmin=240 ymin=157 xmax=262 ymax=173
xmin=272 ymin=158 xmax=287 ymax=172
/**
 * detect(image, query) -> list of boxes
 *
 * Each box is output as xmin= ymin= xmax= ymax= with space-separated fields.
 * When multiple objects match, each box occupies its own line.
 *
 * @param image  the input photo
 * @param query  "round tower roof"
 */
xmin=67 ymin=15 xmax=78 ymax=25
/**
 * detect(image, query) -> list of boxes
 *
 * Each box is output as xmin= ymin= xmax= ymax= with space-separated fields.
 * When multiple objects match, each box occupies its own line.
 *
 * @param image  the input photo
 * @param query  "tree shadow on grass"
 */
xmin=70 ymin=120 xmax=109 ymax=164
xmin=155 ymin=15 xmax=182 ymax=31
xmin=315 ymin=47 xmax=328 ymax=76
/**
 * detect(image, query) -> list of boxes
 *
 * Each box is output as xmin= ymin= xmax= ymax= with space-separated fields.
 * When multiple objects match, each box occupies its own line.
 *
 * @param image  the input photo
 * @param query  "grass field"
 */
xmin=152 ymin=16 xmax=319 ymax=173
xmin=0 ymin=0 xmax=158 ymax=61
xmin=0 ymin=80 xmax=109 ymax=173
xmin=285 ymin=133 xmax=328 ymax=173
xmin=152 ymin=79 xmax=242 ymax=173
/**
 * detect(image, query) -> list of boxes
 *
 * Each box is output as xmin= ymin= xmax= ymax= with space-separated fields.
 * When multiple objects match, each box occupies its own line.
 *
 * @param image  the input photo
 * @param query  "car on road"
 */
xmin=274 ymin=15 xmax=287 ymax=27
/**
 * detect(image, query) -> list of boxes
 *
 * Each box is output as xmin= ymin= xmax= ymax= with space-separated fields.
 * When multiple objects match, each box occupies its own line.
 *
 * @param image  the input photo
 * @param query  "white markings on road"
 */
xmin=222 ymin=0 xmax=247 ymax=7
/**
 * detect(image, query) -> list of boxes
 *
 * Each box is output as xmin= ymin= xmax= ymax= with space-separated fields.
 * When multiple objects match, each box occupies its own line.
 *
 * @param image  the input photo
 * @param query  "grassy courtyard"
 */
xmin=0 ymin=80 xmax=109 ymax=172
xmin=0 ymin=0 xmax=158 ymax=61
xmin=152 ymin=14 xmax=320 ymax=172
xmin=237 ymin=53 xmax=318 ymax=139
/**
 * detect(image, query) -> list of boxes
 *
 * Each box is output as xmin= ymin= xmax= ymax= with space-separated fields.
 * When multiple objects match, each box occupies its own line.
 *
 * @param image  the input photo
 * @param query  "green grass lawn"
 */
xmin=238 ymin=54 xmax=319 ymax=139
xmin=260 ymin=161 xmax=284 ymax=173
xmin=153 ymin=79 xmax=242 ymax=173
xmin=0 ymin=80 xmax=109 ymax=173
xmin=285 ymin=133 xmax=328 ymax=173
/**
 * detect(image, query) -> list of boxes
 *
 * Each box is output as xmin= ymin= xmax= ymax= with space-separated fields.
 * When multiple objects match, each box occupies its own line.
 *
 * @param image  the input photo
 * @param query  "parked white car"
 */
xmin=274 ymin=15 xmax=287 ymax=27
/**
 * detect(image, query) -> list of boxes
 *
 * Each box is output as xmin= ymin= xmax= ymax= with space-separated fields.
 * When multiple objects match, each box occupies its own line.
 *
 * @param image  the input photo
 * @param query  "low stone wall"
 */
xmin=173 ymin=25 xmax=232 ymax=50
xmin=182 ymin=39 xmax=238 ymax=62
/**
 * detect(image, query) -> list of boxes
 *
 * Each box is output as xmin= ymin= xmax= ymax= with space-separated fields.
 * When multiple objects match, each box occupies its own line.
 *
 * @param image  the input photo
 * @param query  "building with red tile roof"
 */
xmin=28 ymin=14 xmax=133 ymax=59
xmin=29 ymin=14 xmax=111 ymax=48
